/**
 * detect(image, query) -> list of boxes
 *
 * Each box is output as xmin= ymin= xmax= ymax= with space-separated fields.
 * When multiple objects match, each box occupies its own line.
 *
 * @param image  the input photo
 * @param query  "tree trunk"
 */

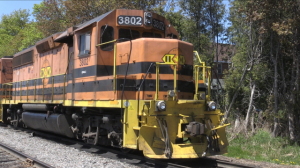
xmin=288 ymin=112 xmax=295 ymax=140
xmin=288 ymin=28 xmax=298 ymax=141
xmin=251 ymin=109 xmax=255 ymax=133
xmin=245 ymin=80 xmax=256 ymax=131
xmin=223 ymin=66 xmax=248 ymax=124
xmin=271 ymin=33 xmax=279 ymax=137
xmin=257 ymin=110 xmax=263 ymax=128
xmin=222 ymin=22 xmax=257 ymax=125
xmin=234 ymin=108 xmax=240 ymax=131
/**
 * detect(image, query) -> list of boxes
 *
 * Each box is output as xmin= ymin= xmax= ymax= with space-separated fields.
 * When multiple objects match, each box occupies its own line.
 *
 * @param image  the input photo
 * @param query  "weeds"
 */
xmin=225 ymin=128 xmax=300 ymax=165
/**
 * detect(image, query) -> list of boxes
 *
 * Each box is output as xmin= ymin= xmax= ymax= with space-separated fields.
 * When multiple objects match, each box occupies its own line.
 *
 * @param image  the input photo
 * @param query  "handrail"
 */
xmin=4 ymin=85 xmax=7 ymax=103
xmin=96 ymin=39 xmax=117 ymax=92
xmin=34 ymin=79 xmax=36 ymax=101
xmin=20 ymin=81 xmax=22 ymax=101
xmin=194 ymin=51 xmax=202 ymax=63
xmin=1 ymin=73 xmax=67 ymax=103
xmin=63 ymin=75 xmax=66 ymax=104
xmin=8 ymin=85 xmax=11 ymax=103
xmin=42 ymin=78 xmax=44 ymax=102
xmin=193 ymin=51 xmax=211 ymax=101
xmin=14 ymin=83 xmax=16 ymax=103
xmin=27 ymin=81 xmax=29 ymax=101
xmin=155 ymin=62 xmax=177 ymax=100
xmin=194 ymin=64 xmax=211 ymax=101
xmin=95 ymin=39 xmax=117 ymax=47
xmin=51 ymin=76 xmax=54 ymax=102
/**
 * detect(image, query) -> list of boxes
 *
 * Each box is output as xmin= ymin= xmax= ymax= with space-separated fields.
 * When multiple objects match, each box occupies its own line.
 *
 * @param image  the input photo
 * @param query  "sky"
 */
xmin=0 ymin=0 xmax=232 ymax=21
xmin=0 ymin=0 xmax=43 ymax=21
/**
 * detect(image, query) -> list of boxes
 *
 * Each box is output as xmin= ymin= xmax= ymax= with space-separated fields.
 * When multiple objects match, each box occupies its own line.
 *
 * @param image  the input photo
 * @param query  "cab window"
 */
xmin=100 ymin=25 xmax=114 ymax=51
xmin=119 ymin=29 xmax=140 ymax=40
xmin=79 ymin=32 xmax=91 ymax=56
xmin=142 ymin=32 xmax=162 ymax=38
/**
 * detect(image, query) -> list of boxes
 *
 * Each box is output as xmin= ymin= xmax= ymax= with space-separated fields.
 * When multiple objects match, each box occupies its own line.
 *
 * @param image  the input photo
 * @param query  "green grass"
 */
xmin=224 ymin=130 xmax=300 ymax=166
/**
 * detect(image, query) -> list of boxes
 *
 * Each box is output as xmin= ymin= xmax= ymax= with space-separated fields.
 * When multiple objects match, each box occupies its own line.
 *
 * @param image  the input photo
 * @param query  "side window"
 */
xmin=119 ymin=29 xmax=140 ymax=40
xmin=101 ymin=26 xmax=114 ymax=51
xmin=142 ymin=32 xmax=162 ymax=38
xmin=79 ymin=32 xmax=91 ymax=56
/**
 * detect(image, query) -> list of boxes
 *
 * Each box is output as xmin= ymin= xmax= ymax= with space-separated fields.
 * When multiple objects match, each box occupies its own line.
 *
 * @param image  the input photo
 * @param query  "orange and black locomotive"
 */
xmin=0 ymin=9 xmax=229 ymax=159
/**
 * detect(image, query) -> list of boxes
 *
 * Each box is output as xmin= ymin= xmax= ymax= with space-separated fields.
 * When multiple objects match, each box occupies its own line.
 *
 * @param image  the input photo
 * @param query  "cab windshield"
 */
xmin=118 ymin=28 xmax=163 ymax=40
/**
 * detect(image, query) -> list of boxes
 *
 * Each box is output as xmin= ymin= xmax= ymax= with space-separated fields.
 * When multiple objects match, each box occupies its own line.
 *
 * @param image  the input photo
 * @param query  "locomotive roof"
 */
xmin=35 ymin=32 xmax=63 ymax=45
xmin=74 ymin=10 xmax=112 ymax=32
xmin=54 ymin=10 xmax=113 ymax=42
xmin=14 ymin=45 xmax=35 ymax=57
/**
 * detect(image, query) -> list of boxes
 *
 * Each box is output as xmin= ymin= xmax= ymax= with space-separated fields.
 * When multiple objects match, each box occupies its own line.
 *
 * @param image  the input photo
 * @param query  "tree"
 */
xmin=225 ymin=0 xmax=300 ymax=140
xmin=33 ymin=0 xmax=163 ymax=36
xmin=0 ymin=9 xmax=43 ymax=57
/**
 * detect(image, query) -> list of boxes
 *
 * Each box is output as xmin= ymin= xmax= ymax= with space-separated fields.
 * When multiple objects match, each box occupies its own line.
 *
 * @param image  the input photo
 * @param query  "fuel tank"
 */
xmin=22 ymin=104 xmax=49 ymax=112
xmin=22 ymin=112 xmax=74 ymax=138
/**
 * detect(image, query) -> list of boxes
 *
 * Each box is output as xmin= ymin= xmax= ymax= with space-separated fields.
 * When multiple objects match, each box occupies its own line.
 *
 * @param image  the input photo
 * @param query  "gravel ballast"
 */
xmin=0 ymin=126 xmax=137 ymax=168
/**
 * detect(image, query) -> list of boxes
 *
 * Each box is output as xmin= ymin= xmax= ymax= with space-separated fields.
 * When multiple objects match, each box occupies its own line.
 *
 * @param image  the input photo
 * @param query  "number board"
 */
xmin=117 ymin=15 xmax=143 ymax=26
xmin=152 ymin=19 xmax=165 ymax=31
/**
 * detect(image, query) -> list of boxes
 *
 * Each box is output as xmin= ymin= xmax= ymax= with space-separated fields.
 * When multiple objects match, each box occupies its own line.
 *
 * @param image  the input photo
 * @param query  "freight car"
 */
xmin=0 ymin=9 xmax=229 ymax=159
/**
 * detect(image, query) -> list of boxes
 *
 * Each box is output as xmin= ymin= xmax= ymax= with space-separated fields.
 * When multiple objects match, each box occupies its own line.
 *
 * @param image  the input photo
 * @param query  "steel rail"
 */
xmin=0 ymin=141 xmax=54 ymax=168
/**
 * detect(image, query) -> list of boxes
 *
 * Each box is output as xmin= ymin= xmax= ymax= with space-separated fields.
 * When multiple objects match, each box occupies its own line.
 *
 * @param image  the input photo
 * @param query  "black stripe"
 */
xmin=10 ymin=78 xmax=194 ymax=96
xmin=73 ymin=65 xmax=97 ymax=78
xmin=4 ymin=63 xmax=194 ymax=94
xmin=11 ymin=75 xmax=66 ymax=88
xmin=71 ymin=62 xmax=193 ymax=78
xmin=116 ymin=62 xmax=193 ymax=76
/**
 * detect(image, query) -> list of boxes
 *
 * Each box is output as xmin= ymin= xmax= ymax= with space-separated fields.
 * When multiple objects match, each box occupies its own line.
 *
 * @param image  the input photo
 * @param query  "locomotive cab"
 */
xmin=0 ymin=9 xmax=229 ymax=159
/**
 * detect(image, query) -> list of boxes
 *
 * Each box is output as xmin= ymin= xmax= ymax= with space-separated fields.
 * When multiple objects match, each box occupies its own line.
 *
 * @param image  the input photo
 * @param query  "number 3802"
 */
xmin=117 ymin=16 xmax=143 ymax=26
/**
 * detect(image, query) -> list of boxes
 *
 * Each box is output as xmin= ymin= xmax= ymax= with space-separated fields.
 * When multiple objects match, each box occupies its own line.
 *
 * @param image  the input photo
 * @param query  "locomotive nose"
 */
xmin=116 ymin=38 xmax=194 ymax=100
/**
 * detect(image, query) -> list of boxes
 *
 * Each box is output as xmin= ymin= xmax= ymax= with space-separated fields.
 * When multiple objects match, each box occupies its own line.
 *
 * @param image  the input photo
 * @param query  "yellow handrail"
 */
xmin=194 ymin=64 xmax=211 ymax=101
xmin=20 ymin=81 xmax=22 ymax=101
xmin=155 ymin=62 xmax=177 ymax=100
xmin=8 ymin=85 xmax=11 ymax=102
xmin=51 ymin=77 xmax=54 ymax=102
xmin=4 ymin=85 xmax=7 ymax=103
xmin=14 ymin=83 xmax=16 ymax=103
xmin=113 ymin=42 xmax=117 ymax=92
xmin=2 ymin=74 xmax=67 ymax=103
xmin=27 ymin=81 xmax=29 ymax=101
xmin=95 ymin=39 xmax=117 ymax=47
xmin=193 ymin=51 xmax=211 ymax=101
xmin=193 ymin=51 xmax=202 ymax=63
xmin=34 ymin=79 xmax=36 ymax=101
xmin=42 ymin=78 xmax=44 ymax=102
xmin=96 ymin=39 xmax=117 ymax=92
xmin=63 ymin=75 xmax=66 ymax=104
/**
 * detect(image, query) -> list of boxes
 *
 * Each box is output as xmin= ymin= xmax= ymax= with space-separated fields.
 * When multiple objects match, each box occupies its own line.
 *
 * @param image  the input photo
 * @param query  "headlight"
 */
xmin=144 ymin=12 xmax=152 ymax=26
xmin=146 ymin=12 xmax=152 ymax=18
xmin=145 ymin=19 xmax=151 ymax=24
xmin=156 ymin=101 xmax=166 ymax=111
xmin=168 ymin=90 xmax=175 ymax=97
xmin=207 ymin=101 xmax=216 ymax=111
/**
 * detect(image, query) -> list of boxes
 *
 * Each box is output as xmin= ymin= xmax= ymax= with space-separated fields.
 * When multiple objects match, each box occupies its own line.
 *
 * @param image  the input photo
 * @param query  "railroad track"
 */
xmin=0 ymin=140 xmax=54 ymax=168
xmin=0 ymin=124 xmax=255 ymax=168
